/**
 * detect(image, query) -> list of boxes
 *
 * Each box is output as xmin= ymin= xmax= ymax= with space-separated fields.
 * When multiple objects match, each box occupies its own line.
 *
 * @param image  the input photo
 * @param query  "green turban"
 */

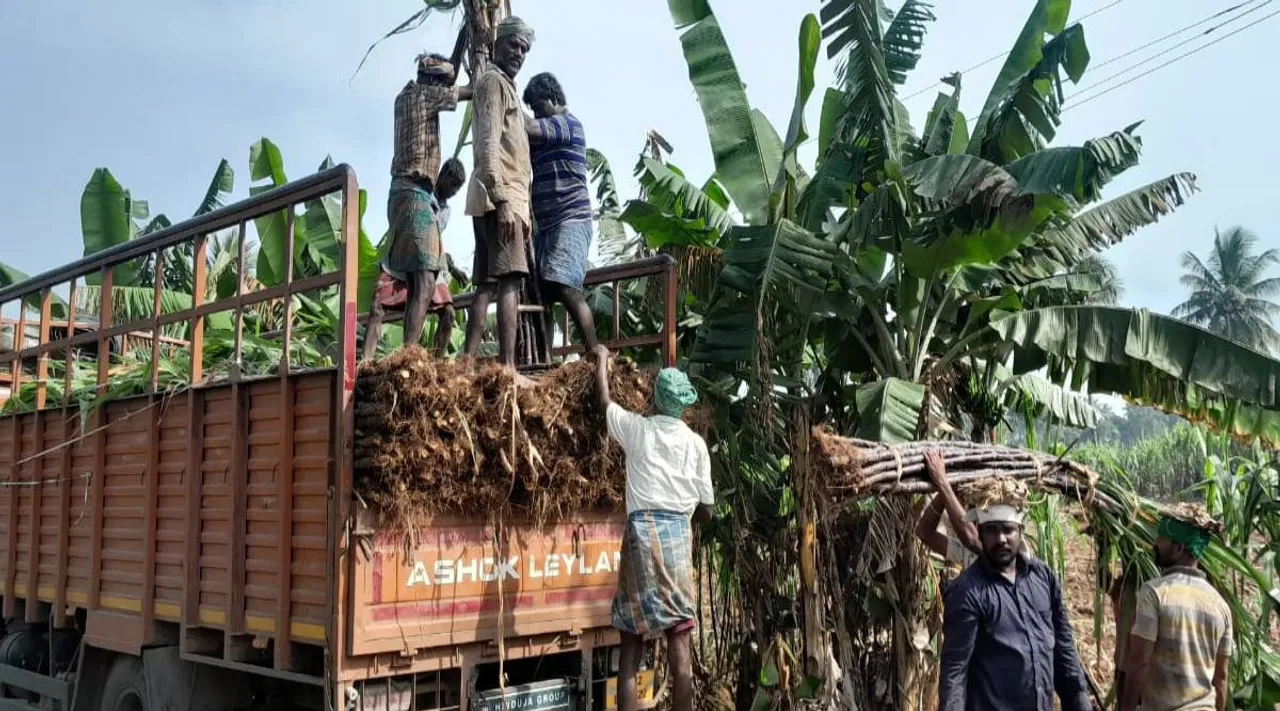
xmin=1159 ymin=516 xmax=1211 ymax=560
xmin=496 ymin=16 xmax=535 ymax=47
xmin=655 ymin=368 xmax=697 ymax=418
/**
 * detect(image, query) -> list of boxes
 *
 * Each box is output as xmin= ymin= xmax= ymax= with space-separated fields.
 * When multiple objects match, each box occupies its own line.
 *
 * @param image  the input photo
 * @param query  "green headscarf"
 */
xmin=655 ymin=368 xmax=698 ymax=418
xmin=1158 ymin=516 xmax=1211 ymax=560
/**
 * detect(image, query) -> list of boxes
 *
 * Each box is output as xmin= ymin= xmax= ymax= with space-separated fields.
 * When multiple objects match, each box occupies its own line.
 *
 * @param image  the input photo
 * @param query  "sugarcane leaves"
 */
xmin=353 ymin=0 xmax=464 ymax=80
xmin=854 ymin=377 xmax=924 ymax=443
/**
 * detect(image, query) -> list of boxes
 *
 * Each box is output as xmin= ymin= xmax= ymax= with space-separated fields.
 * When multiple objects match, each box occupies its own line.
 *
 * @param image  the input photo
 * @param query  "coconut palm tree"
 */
xmin=1173 ymin=226 xmax=1280 ymax=354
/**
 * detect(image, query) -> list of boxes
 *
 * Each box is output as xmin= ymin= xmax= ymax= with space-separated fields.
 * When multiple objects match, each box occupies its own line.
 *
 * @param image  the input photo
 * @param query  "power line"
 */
xmin=1067 ymin=0 xmax=1270 ymax=98
xmin=901 ymin=0 xmax=1126 ymax=101
xmin=1063 ymin=7 xmax=1280 ymax=111
xmin=1086 ymin=0 xmax=1265 ymax=74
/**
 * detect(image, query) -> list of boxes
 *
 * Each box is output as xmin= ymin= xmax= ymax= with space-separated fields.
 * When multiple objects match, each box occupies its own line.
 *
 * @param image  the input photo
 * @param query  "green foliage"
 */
xmin=667 ymin=0 xmax=782 ymax=225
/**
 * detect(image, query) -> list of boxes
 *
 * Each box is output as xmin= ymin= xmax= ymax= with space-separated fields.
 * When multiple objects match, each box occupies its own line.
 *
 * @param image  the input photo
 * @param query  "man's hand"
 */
xmin=924 ymin=449 xmax=946 ymax=487
xmin=497 ymin=202 xmax=522 ymax=244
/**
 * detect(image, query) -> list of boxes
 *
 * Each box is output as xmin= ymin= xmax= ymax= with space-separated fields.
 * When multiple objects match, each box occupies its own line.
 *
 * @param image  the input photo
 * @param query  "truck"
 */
xmin=0 ymin=165 xmax=680 ymax=711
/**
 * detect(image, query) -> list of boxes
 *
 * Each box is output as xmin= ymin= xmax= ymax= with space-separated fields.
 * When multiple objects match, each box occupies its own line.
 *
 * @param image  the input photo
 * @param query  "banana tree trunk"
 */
xmin=792 ymin=405 xmax=829 ymax=685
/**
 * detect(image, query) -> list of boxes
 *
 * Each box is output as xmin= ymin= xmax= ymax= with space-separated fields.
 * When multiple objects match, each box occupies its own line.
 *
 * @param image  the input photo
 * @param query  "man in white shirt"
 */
xmin=592 ymin=345 xmax=712 ymax=711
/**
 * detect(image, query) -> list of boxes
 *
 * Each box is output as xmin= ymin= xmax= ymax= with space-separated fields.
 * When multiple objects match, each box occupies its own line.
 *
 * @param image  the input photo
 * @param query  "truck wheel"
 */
xmin=99 ymin=657 xmax=147 ymax=711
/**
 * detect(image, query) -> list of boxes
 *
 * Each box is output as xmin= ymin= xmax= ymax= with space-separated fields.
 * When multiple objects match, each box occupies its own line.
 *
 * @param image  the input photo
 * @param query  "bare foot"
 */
xmin=515 ymin=373 xmax=538 ymax=389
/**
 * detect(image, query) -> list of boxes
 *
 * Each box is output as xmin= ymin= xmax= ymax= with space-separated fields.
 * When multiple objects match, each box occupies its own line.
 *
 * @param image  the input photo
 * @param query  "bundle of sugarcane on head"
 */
xmin=810 ymin=426 xmax=1120 ymax=512
xmin=812 ymin=426 xmax=1237 ymax=711
xmin=1113 ymin=502 xmax=1232 ymax=711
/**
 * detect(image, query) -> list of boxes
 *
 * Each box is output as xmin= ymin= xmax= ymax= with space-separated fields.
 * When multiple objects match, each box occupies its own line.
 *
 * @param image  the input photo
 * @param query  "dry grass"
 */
xmin=1159 ymin=502 xmax=1225 ymax=535
xmin=353 ymin=347 xmax=658 ymax=528
xmin=956 ymin=477 xmax=1029 ymax=512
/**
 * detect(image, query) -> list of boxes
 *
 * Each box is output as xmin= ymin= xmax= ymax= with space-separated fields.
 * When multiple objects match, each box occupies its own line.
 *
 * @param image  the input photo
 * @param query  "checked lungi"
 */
xmin=611 ymin=509 xmax=698 ymax=638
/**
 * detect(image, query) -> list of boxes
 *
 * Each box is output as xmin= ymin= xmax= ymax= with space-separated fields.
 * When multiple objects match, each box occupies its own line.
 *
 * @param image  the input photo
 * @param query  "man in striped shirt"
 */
xmin=1121 ymin=515 xmax=1232 ymax=711
xmin=522 ymin=72 xmax=599 ymax=353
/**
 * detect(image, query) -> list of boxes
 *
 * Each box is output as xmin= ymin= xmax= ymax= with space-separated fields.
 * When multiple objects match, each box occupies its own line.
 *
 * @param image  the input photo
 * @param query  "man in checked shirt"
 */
xmin=381 ymin=52 xmax=472 ymax=356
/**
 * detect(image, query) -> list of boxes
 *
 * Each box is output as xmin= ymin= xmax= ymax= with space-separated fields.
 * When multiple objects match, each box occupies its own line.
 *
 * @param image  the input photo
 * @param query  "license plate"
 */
xmin=604 ymin=670 xmax=655 ymax=710
xmin=472 ymin=680 xmax=571 ymax=711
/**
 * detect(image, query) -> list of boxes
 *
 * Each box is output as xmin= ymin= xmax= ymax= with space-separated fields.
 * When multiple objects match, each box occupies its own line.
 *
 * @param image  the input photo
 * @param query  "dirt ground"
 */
xmin=1060 ymin=523 xmax=1119 ymax=692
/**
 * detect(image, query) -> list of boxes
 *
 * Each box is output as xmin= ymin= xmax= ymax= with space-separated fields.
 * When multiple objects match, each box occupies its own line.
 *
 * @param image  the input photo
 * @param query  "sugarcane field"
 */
xmin=2 ymin=1 xmax=1280 ymax=710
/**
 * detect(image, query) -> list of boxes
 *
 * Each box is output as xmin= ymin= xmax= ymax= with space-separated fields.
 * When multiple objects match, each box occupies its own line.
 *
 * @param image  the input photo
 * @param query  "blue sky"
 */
xmin=1 ymin=0 xmax=1275 ymax=320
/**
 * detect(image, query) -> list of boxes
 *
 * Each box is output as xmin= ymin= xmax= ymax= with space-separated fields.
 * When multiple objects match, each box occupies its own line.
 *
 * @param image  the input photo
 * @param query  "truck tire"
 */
xmin=100 ymin=657 xmax=147 ymax=711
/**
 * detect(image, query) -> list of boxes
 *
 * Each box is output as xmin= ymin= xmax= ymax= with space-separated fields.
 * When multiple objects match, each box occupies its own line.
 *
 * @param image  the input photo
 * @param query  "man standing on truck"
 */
xmin=462 ymin=17 xmax=536 ymax=377
xmin=366 ymin=158 xmax=469 ymax=359
xmin=522 ymin=71 xmax=598 ymax=353
xmin=592 ymin=344 xmax=712 ymax=711
xmin=385 ymin=53 xmax=472 ymax=356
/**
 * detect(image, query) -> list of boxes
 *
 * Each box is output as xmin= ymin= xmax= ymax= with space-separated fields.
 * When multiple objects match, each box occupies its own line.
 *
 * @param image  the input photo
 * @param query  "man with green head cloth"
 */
xmin=592 ymin=345 xmax=712 ymax=711
xmin=1121 ymin=513 xmax=1232 ymax=711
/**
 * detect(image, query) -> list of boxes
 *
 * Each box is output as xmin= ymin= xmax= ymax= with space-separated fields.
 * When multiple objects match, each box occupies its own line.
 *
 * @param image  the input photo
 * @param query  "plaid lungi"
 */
xmin=611 ymin=510 xmax=697 ymax=638
xmin=385 ymin=177 xmax=443 ymax=276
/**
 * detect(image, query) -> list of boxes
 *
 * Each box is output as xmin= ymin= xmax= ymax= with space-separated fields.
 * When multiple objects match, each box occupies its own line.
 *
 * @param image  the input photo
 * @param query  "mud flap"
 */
xmin=141 ymin=647 xmax=253 ymax=711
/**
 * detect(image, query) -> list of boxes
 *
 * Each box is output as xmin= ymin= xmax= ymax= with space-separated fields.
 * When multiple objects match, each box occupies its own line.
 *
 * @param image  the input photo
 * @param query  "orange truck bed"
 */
xmin=0 ymin=370 xmax=628 ymax=680
xmin=0 ymin=166 xmax=674 ymax=711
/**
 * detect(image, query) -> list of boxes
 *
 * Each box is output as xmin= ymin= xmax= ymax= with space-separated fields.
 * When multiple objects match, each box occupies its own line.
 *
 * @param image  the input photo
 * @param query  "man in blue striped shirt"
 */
xmin=522 ymin=72 xmax=599 ymax=353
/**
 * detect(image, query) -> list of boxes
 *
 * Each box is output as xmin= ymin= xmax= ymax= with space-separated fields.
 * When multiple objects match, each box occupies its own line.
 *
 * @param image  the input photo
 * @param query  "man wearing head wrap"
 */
xmin=366 ymin=159 xmax=470 ymax=360
xmin=592 ymin=345 xmax=711 ymax=711
xmin=381 ymin=53 xmax=472 ymax=357
xmin=1120 ymin=514 xmax=1231 ymax=711
xmin=939 ymin=481 xmax=1092 ymax=711
xmin=462 ymin=17 xmax=536 ymax=373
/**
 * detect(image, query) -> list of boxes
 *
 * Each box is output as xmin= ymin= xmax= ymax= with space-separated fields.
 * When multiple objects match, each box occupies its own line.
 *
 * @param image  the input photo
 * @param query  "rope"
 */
xmin=10 ymin=385 xmax=185 ymax=467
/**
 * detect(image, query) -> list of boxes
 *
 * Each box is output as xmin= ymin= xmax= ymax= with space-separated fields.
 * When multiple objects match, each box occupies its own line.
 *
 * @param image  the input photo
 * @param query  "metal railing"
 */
xmin=0 ymin=165 xmax=361 ymax=410
xmin=0 ymin=165 xmax=680 ymax=410
xmin=450 ymin=255 xmax=679 ymax=368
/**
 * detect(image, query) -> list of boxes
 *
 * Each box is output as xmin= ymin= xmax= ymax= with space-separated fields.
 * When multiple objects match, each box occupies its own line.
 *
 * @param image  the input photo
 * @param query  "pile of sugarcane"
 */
xmin=811 ymin=426 xmax=1123 ymax=513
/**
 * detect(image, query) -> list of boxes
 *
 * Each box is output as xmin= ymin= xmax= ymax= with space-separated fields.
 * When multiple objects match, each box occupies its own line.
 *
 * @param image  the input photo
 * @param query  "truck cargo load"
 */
xmin=0 ymin=165 xmax=678 ymax=711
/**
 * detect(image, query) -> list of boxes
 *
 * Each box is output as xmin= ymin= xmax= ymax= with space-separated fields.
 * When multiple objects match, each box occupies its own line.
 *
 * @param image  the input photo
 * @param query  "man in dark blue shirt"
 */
xmin=939 ymin=497 xmax=1093 ymax=711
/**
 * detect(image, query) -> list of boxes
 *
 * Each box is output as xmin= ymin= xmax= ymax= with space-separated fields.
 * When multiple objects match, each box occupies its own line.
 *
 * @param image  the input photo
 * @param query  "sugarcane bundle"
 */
xmin=811 ymin=426 xmax=1122 ymax=513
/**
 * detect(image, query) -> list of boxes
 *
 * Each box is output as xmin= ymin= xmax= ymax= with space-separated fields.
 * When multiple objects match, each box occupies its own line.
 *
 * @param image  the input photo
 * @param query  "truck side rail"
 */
xmin=0 ymin=165 xmax=360 ymax=680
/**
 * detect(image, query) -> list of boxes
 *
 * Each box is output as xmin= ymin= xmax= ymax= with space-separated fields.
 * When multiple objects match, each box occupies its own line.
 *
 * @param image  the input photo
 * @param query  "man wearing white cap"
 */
xmin=939 ymin=484 xmax=1093 ymax=711
xmin=915 ymin=451 xmax=1028 ymax=569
